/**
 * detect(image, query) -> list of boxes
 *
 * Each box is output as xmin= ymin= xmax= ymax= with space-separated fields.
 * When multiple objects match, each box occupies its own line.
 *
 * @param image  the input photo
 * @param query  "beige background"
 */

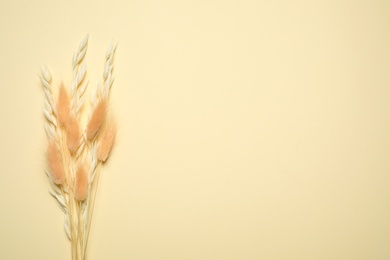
xmin=1 ymin=0 xmax=390 ymax=259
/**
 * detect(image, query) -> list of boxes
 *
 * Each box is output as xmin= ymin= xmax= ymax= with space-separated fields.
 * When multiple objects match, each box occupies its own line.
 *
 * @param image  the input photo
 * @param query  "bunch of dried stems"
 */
xmin=39 ymin=35 xmax=117 ymax=260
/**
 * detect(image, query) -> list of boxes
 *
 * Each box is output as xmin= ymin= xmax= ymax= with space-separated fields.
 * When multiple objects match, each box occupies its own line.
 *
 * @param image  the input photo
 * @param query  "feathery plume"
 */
xmin=86 ymin=99 xmax=107 ymax=140
xmin=98 ymin=123 xmax=116 ymax=162
xmin=47 ymin=139 xmax=65 ymax=185
xmin=74 ymin=164 xmax=88 ymax=201
xmin=66 ymin=115 xmax=80 ymax=153
xmin=57 ymin=83 xmax=70 ymax=127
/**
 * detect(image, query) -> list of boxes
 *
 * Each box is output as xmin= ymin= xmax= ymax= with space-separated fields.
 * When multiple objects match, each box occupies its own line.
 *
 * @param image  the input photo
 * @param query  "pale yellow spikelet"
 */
xmin=47 ymin=139 xmax=65 ymax=185
xmin=86 ymin=99 xmax=107 ymax=140
xmin=74 ymin=164 xmax=88 ymax=201
xmin=57 ymin=82 xmax=70 ymax=127
xmin=66 ymin=115 xmax=80 ymax=153
xmin=98 ymin=123 xmax=116 ymax=162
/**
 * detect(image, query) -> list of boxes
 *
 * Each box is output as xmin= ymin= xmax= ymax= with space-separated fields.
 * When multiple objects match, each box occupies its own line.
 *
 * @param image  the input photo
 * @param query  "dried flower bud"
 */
xmin=86 ymin=99 xmax=107 ymax=140
xmin=98 ymin=123 xmax=116 ymax=162
xmin=66 ymin=115 xmax=80 ymax=153
xmin=47 ymin=139 xmax=65 ymax=185
xmin=74 ymin=164 xmax=88 ymax=201
xmin=57 ymin=83 xmax=70 ymax=127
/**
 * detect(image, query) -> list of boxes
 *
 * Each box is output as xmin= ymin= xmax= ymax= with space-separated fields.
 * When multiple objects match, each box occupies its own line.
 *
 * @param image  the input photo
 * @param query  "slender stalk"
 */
xmin=76 ymin=204 xmax=82 ymax=260
xmin=83 ymin=163 xmax=101 ymax=258
xmin=77 ymin=201 xmax=83 ymax=260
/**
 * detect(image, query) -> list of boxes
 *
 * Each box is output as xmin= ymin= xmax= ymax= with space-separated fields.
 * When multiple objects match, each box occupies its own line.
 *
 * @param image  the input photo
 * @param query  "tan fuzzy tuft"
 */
xmin=74 ymin=164 xmax=88 ymax=201
xmin=86 ymin=99 xmax=107 ymax=140
xmin=57 ymin=83 xmax=70 ymax=127
xmin=47 ymin=139 xmax=65 ymax=185
xmin=66 ymin=115 xmax=80 ymax=153
xmin=98 ymin=123 xmax=116 ymax=162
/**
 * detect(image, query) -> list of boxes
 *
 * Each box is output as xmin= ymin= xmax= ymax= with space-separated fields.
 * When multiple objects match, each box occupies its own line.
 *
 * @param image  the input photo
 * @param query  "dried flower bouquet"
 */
xmin=39 ymin=35 xmax=117 ymax=260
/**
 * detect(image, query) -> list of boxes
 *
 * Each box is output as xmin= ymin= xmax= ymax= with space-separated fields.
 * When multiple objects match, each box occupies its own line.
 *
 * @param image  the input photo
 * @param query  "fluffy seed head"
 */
xmin=86 ymin=99 xmax=107 ymax=140
xmin=98 ymin=123 xmax=116 ymax=162
xmin=47 ymin=139 xmax=65 ymax=185
xmin=66 ymin=115 xmax=80 ymax=153
xmin=57 ymin=83 xmax=70 ymax=127
xmin=74 ymin=164 xmax=88 ymax=201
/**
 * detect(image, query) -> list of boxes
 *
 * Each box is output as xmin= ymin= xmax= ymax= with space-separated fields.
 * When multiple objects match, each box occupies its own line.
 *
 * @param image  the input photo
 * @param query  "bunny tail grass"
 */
xmin=47 ymin=139 xmax=65 ymax=185
xmin=66 ymin=115 xmax=80 ymax=153
xmin=57 ymin=82 xmax=70 ymax=127
xmin=97 ymin=122 xmax=116 ymax=162
xmin=75 ymin=164 xmax=88 ymax=201
xmin=86 ymin=99 xmax=107 ymax=140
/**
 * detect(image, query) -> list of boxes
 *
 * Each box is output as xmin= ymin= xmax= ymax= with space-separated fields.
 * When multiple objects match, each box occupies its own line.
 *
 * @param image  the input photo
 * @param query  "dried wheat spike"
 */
xmin=98 ymin=122 xmax=116 ymax=162
xmin=86 ymin=99 xmax=107 ymax=140
xmin=57 ymin=82 xmax=70 ymax=127
xmin=74 ymin=164 xmax=88 ymax=201
xmin=47 ymin=139 xmax=65 ymax=185
xmin=66 ymin=115 xmax=80 ymax=153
